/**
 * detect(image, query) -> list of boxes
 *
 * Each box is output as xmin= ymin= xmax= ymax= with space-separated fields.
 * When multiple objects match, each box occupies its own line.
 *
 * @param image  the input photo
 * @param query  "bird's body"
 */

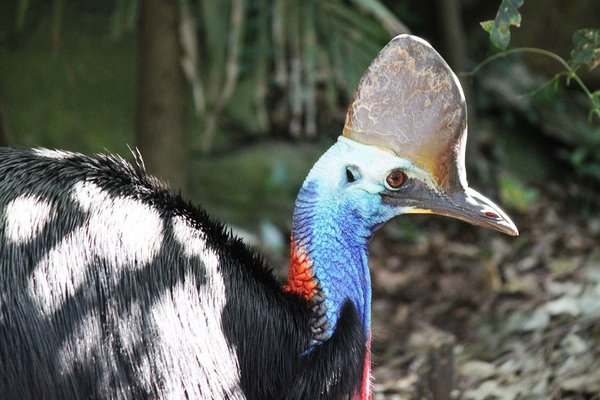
xmin=0 ymin=146 xmax=370 ymax=399
xmin=0 ymin=35 xmax=517 ymax=400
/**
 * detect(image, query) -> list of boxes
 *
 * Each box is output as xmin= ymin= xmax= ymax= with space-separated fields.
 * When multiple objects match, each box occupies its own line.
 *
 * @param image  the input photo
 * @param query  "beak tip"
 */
xmin=491 ymin=214 xmax=518 ymax=237
xmin=482 ymin=219 xmax=518 ymax=237
xmin=498 ymin=218 xmax=519 ymax=237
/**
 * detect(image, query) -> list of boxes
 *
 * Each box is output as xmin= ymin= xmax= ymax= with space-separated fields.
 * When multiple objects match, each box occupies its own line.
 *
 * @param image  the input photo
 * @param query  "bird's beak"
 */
xmin=382 ymin=180 xmax=519 ymax=237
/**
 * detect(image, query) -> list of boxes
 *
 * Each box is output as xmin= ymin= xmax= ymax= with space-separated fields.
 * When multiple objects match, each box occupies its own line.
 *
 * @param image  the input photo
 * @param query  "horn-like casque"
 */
xmin=343 ymin=34 xmax=467 ymax=192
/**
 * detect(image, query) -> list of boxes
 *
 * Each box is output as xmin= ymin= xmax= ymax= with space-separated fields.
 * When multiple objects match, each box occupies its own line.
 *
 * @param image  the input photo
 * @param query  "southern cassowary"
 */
xmin=0 ymin=35 xmax=517 ymax=399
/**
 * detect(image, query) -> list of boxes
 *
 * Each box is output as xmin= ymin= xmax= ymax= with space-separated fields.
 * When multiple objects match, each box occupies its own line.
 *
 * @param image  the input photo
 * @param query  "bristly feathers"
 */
xmin=0 ymin=147 xmax=366 ymax=399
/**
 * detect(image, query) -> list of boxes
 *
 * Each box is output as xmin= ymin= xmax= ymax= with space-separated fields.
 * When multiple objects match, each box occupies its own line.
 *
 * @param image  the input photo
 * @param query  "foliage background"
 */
xmin=1 ymin=0 xmax=599 ymax=398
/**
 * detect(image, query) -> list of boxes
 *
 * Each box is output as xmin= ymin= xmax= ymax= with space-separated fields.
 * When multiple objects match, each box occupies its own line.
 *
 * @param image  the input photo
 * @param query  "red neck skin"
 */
xmin=284 ymin=238 xmax=373 ymax=400
xmin=283 ymin=239 xmax=318 ymax=301
xmin=357 ymin=337 xmax=372 ymax=400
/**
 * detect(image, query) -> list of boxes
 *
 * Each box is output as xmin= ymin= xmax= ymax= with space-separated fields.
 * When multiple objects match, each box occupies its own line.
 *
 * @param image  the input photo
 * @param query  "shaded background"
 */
xmin=1 ymin=0 xmax=599 ymax=398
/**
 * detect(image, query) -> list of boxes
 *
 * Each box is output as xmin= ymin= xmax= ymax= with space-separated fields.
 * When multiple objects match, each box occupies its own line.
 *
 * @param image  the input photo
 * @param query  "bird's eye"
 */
xmin=385 ymin=169 xmax=406 ymax=190
xmin=345 ymin=166 xmax=360 ymax=183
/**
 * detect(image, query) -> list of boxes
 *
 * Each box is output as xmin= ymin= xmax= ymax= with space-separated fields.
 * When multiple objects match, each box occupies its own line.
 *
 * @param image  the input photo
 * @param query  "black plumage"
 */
xmin=0 ymin=147 xmax=364 ymax=399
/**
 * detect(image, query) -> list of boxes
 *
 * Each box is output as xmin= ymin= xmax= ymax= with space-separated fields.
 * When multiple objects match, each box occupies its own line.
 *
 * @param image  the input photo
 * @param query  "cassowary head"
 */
xmin=301 ymin=35 xmax=518 ymax=237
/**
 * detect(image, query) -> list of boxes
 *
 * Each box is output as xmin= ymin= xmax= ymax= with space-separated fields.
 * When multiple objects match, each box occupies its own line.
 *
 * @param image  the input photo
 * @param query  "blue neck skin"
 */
xmin=293 ymin=181 xmax=373 ymax=338
xmin=291 ymin=138 xmax=402 ymax=341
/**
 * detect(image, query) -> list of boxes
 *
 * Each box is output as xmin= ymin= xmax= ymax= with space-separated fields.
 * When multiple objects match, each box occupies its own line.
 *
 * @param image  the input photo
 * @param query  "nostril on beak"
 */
xmin=484 ymin=211 xmax=499 ymax=219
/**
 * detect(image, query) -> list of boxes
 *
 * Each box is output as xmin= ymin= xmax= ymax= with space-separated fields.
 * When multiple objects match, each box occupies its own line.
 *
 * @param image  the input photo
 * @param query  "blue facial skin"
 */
xmin=292 ymin=137 xmax=406 ymax=341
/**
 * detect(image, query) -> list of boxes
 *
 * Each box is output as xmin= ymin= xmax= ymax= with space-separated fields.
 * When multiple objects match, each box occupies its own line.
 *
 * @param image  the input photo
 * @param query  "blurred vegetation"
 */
xmin=475 ymin=1 xmax=600 ymax=209
xmin=0 ymin=1 xmax=136 ymax=153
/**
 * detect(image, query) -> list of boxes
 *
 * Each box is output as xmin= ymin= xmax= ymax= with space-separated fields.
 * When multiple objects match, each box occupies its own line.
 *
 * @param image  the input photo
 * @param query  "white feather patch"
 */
xmin=5 ymin=195 xmax=53 ymax=243
xmin=31 ymin=148 xmax=73 ymax=159
xmin=72 ymin=181 xmax=164 ymax=269
xmin=150 ymin=217 xmax=245 ymax=399
xmin=29 ymin=182 xmax=165 ymax=315
xmin=28 ymin=226 xmax=89 ymax=315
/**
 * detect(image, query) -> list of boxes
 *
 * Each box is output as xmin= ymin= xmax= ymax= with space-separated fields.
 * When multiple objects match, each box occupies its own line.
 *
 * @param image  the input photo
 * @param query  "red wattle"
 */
xmin=284 ymin=238 xmax=318 ymax=301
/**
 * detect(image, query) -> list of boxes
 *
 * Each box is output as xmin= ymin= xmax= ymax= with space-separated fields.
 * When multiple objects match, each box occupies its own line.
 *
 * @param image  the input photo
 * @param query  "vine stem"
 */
xmin=465 ymin=47 xmax=600 ymax=120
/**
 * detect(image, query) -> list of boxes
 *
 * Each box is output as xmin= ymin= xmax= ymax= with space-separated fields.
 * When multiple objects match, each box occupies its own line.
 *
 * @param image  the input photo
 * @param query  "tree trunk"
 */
xmin=136 ymin=0 xmax=188 ymax=192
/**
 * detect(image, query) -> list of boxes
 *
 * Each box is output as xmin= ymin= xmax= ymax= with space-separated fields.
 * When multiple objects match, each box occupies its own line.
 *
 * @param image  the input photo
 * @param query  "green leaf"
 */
xmin=498 ymin=174 xmax=539 ymax=213
xmin=571 ymin=28 xmax=600 ymax=72
xmin=480 ymin=20 xmax=495 ymax=35
xmin=480 ymin=0 xmax=525 ymax=50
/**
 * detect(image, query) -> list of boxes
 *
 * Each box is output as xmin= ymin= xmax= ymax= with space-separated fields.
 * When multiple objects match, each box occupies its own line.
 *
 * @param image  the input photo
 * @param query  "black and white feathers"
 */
xmin=0 ymin=147 xmax=364 ymax=400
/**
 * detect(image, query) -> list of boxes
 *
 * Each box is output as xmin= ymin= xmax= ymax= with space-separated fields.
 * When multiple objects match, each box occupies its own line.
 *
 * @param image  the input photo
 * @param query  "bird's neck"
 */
xmin=286 ymin=180 xmax=372 ymax=341
xmin=285 ymin=179 xmax=373 ymax=398
xmin=285 ymin=179 xmax=373 ymax=399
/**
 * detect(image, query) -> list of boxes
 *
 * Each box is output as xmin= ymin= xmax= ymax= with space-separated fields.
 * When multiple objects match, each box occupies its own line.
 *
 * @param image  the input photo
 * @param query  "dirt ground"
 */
xmin=369 ymin=187 xmax=600 ymax=399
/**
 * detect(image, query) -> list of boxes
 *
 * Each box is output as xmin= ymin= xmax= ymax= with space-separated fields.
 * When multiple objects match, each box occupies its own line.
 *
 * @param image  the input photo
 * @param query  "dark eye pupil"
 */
xmin=386 ymin=170 xmax=405 ymax=188
xmin=346 ymin=167 xmax=356 ymax=183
